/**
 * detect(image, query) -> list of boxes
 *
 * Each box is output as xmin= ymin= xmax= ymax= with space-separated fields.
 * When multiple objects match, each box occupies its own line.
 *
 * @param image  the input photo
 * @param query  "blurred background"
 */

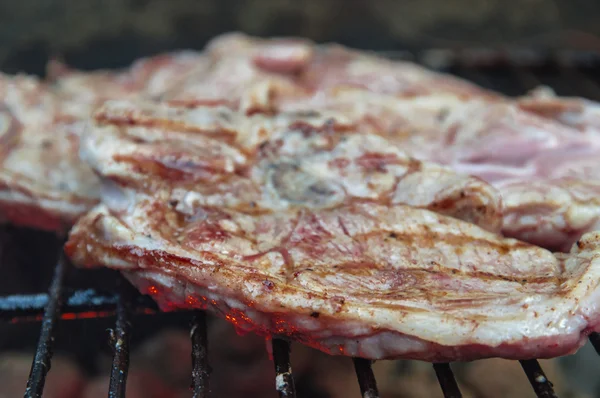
xmin=1 ymin=1 xmax=600 ymax=397
xmin=2 ymin=0 xmax=600 ymax=75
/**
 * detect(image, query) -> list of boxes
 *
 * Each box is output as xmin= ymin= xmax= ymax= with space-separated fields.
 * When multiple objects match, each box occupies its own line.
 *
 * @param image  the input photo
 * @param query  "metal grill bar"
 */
xmin=353 ymin=358 xmax=380 ymax=398
xmin=589 ymin=332 xmax=600 ymax=355
xmin=0 ymin=289 xmax=158 ymax=322
xmin=191 ymin=311 xmax=211 ymax=398
xmin=433 ymin=363 xmax=462 ymax=398
xmin=272 ymin=338 xmax=296 ymax=398
xmin=24 ymin=252 xmax=67 ymax=398
xmin=519 ymin=359 xmax=558 ymax=398
xmin=108 ymin=294 xmax=132 ymax=398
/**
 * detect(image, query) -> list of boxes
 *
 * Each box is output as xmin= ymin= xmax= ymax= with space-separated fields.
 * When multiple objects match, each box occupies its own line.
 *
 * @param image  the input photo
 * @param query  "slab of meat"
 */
xmin=283 ymin=86 xmax=600 ymax=251
xmin=518 ymin=86 xmax=600 ymax=136
xmin=163 ymin=34 xmax=600 ymax=252
xmin=65 ymin=99 xmax=600 ymax=362
xmin=82 ymin=99 xmax=504 ymax=232
xmin=280 ymin=89 xmax=594 ymax=167
xmin=497 ymin=177 xmax=600 ymax=252
xmin=276 ymin=88 xmax=600 ymax=251
xmin=66 ymin=195 xmax=600 ymax=361
xmin=445 ymin=117 xmax=600 ymax=251
xmin=0 ymin=74 xmax=101 ymax=232
xmin=3 ymin=31 xmax=599 ymax=252
xmin=482 ymin=140 xmax=600 ymax=252
xmin=48 ymin=50 xmax=207 ymax=105
xmin=0 ymin=52 xmax=207 ymax=232
xmin=160 ymin=32 xmax=499 ymax=112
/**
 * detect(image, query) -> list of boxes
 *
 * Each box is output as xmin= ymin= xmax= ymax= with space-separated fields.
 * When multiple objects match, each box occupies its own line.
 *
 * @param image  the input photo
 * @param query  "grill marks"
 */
xmin=120 ymin=199 xmax=561 ymax=293
xmin=112 ymin=151 xmax=239 ymax=184
xmin=88 ymin=100 xmax=504 ymax=233
xmin=66 ymin=196 xmax=595 ymax=340
xmin=289 ymin=224 xmax=559 ymax=286
xmin=95 ymin=104 xmax=239 ymax=142
xmin=355 ymin=152 xmax=405 ymax=172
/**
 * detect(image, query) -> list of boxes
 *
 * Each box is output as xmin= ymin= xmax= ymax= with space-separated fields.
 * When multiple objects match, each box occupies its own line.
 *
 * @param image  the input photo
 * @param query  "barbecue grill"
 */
xmin=2 ymin=48 xmax=600 ymax=398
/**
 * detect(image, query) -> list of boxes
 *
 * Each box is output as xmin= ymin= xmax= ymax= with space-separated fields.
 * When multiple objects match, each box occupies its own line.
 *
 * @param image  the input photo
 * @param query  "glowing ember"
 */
xmin=274 ymin=318 xmax=290 ymax=334
xmin=185 ymin=295 xmax=199 ymax=306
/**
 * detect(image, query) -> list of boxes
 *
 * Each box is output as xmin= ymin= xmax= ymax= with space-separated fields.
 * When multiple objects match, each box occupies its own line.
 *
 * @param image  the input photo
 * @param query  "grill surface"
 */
xmin=1 ymin=49 xmax=600 ymax=398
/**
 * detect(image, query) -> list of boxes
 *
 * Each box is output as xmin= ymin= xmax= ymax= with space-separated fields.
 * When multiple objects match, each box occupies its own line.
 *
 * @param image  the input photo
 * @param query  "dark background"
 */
xmin=1 ymin=0 xmax=600 ymax=75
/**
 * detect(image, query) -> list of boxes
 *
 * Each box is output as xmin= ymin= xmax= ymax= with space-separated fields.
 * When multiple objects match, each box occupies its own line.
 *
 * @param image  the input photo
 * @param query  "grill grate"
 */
xmin=191 ymin=312 xmax=210 ymax=398
xmin=432 ymin=363 xmax=462 ymax=398
xmin=24 ymin=250 xmax=67 ymax=398
xmin=19 ymin=254 xmax=586 ymax=398
xmin=108 ymin=290 xmax=132 ymax=398
xmin=589 ymin=334 xmax=600 ymax=355
xmin=272 ymin=338 xmax=296 ymax=398
xmin=1 ymin=49 xmax=599 ymax=398
xmin=353 ymin=358 xmax=380 ymax=398
xmin=520 ymin=360 xmax=558 ymax=398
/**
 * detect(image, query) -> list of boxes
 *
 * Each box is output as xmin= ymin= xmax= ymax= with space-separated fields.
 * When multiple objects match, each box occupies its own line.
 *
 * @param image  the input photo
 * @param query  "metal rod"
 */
xmin=353 ymin=358 xmax=380 ymax=398
xmin=589 ymin=333 xmax=600 ymax=355
xmin=433 ymin=363 xmax=462 ymax=398
xmin=108 ymin=294 xmax=131 ymax=398
xmin=519 ymin=359 xmax=558 ymax=398
xmin=272 ymin=338 xmax=296 ymax=398
xmin=24 ymin=252 xmax=68 ymax=398
xmin=0 ymin=289 xmax=159 ymax=322
xmin=191 ymin=312 xmax=211 ymax=398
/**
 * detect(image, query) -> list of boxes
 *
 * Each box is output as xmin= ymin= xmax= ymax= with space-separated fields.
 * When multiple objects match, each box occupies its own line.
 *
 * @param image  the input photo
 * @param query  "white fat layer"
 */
xmin=79 ymin=204 xmax=600 ymax=359
xmin=119 ymin=268 xmax=594 ymax=361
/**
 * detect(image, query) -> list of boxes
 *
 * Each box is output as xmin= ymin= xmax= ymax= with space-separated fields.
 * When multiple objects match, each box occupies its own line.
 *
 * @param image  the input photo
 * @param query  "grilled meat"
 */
xmin=0 ymin=31 xmax=594 ymax=362
xmin=161 ymin=33 xmax=499 ymax=112
xmin=497 ymin=177 xmax=600 ymax=252
xmin=66 ymin=197 xmax=600 ymax=361
xmin=281 ymin=90 xmax=600 ymax=251
xmin=4 ymin=33 xmax=599 ymax=247
xmin=0 ymin=74 xmax=101 ymax=232
xmin=156 ymin=34 xmax=600 ymax=252
xmin=65 ymin=100 xmax=600 ymax=361
xmin=518 ymin=86 xmax=600 ymax=136
xmin=0 ymin=51 xmax=207 ymax=232
xmin=82 ymin=99 xmax=504 ymax=231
